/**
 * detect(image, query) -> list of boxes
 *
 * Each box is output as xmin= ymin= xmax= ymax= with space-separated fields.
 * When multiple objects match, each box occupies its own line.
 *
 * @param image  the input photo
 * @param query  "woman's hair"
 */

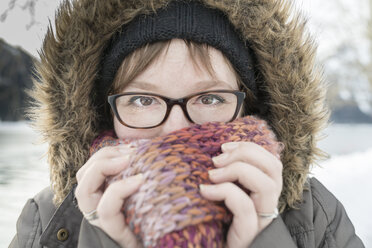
xmin=109 ymin=40 xmax=256 ymax=115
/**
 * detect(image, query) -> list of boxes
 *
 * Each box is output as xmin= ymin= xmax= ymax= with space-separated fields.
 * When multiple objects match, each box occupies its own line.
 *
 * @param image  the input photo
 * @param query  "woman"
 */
xmin=10 ymin=0 xmax=364 ymax=247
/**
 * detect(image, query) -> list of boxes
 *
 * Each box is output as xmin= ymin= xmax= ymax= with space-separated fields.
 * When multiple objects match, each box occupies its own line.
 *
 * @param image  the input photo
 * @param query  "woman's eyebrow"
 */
xmin=194 ymin=80 xmax=236 ymax=90
xmin=127 ymin=81 xmax=160 ymax=91
xmin=128 ymin=80 xmax=235 ymax=91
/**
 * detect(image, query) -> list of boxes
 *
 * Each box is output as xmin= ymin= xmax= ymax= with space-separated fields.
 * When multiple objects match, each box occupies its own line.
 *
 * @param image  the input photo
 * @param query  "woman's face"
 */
xmin=114 ymin=39 xmax=239 ymax=139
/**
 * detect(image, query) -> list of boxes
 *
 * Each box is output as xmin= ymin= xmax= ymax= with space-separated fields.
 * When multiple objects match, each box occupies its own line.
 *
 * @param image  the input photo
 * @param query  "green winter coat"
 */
xmin=9 ymin=0 xmax=365 ymax=247
xmin=10 ymin=178 xmax=364 ymax=247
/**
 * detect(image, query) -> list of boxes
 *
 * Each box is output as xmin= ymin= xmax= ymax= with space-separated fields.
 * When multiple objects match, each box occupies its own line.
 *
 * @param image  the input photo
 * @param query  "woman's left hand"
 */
xmin=199 ymin=141 xmax=283 ymax=248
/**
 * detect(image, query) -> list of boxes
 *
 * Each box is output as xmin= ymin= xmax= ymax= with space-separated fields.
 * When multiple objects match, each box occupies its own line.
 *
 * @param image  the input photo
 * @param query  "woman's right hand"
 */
xmin=75 ymin=145 xmax=143 ymax=248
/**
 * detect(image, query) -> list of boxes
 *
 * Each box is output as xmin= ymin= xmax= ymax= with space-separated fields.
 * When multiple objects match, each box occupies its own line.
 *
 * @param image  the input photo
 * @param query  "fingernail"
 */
xmin=119 ymin=146 xmax=136 ymax=154
xmin=199 ymin=184 xmax=212 ymax=192
xmin=129 ymin=173 xmax=143 ymax=182
xmin=111 ymin=153 xmax=131 ymax=162
xmin=221 ymin=142 xmax=238 ymax=151
xmin=135 ymin=173 xmax=143 ymax=180
xmin=212 ymin=153 xmax=228 ymax=164
xmin=208 ymin=168 xmax=224 ymax=178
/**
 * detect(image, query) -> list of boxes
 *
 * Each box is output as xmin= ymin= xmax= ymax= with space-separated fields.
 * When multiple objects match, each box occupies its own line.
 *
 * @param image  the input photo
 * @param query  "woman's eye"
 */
xmin=129 ymin=96 xmax=158 ymax=106
xmin=198 ymin=95 xmax=225 ymax=105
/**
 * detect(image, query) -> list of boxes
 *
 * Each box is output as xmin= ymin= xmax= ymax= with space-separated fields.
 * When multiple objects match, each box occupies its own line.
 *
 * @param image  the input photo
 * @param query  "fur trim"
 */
xmin=30 ymin=0 xmax=329 ymax=208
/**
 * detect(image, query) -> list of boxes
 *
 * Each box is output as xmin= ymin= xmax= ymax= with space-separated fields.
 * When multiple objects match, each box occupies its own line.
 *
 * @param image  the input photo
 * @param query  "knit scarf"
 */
xmin=90 ymin=116 xmax=283 ymax=248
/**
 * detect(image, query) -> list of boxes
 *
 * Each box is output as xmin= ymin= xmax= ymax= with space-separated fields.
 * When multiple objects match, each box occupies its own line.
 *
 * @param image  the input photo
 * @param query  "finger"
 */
xmin=200 ymin=183 xmax=258 ymax=247
xmin=75 ymin=155 xmax=133 ymax=213
xmin=208 ymin=162 xmax=280 ymax=213
xmin=213 ymin=142 xmax=282 ymax=178
xmin=208 ymin=162 xmax=278 ymax=193
xmin=97 ymin=174 xmax=143 ymax=239
xmin=200 ymin=183 xmax=255 ymax=219
xmin=76 ymin=153 xmax=131 ymax=197
xmin=76 ymin=145 xmax=135 ymax=181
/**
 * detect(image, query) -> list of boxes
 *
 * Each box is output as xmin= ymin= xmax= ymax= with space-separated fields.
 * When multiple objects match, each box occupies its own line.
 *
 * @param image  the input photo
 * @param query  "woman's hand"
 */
xmin=75 ymin=145 xmax=144 ymax=248
xmin=199 ymin=142 xmax=283 ymax=248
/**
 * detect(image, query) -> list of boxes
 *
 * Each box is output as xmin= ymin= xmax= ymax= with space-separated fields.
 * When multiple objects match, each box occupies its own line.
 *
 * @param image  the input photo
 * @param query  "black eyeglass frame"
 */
xmin=108 ymin=90 xmax=246 ymax=129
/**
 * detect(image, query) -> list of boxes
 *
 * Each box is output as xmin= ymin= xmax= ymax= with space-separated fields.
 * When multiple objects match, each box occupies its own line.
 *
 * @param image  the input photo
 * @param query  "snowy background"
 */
xmin=0 ymin=0 xmax=371 ymax=247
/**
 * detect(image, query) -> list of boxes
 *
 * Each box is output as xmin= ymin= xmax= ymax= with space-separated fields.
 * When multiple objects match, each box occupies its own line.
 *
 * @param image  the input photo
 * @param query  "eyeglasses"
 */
xmin=108 ymin=90 xmax=246 ymax=129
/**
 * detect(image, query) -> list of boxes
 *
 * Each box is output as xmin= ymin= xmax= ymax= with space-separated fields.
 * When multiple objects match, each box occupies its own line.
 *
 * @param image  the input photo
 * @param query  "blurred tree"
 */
xmin=0 ymin=0 xmax=38 ymax=29
xmin=0 ymin=38 xmax=35 ymax=121
xmin=311 ymin=0 xmax=372 ymax=122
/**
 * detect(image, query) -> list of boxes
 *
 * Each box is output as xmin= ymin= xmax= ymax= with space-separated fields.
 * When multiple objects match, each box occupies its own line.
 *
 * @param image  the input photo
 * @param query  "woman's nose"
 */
xmin=160 ymin=105 xmax=192 ymax=134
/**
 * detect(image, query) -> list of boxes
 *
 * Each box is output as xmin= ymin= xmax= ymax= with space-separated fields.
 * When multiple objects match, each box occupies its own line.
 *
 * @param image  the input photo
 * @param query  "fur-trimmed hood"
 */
xmin=30 ymin=0 xmax=328 ymax=209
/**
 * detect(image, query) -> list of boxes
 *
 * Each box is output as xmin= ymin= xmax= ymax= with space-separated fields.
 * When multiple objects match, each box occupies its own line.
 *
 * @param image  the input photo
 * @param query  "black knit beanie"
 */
xmin=99 ymin=1 xmax=256 ymax=97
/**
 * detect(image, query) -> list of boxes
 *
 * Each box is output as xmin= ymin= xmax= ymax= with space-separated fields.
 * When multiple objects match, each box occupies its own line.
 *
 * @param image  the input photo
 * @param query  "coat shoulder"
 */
xmin=309 ymin=177 xmax=364 ymax=247
xmin=282 ymin=177 xmax=365 ymax=248
xmin=9 ymin=187 xmax=57 ymax=248
xmin=309 ymin=177 xmax=340 ymax=223
xmin=33 ymin=186 xmax=57 ymax=229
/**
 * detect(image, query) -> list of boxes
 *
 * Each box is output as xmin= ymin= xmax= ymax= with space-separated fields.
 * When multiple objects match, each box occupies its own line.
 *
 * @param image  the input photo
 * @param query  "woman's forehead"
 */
xmin=126 ymin=40 xmax=238 ymax=89
xmin=112 ymin=39 xmax=241 ymax=96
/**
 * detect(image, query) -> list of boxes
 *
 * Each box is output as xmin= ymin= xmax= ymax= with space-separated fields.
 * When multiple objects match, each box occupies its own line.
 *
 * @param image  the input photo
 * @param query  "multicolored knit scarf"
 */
xmin=90 ymin=116 xmax=283 ymax=248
